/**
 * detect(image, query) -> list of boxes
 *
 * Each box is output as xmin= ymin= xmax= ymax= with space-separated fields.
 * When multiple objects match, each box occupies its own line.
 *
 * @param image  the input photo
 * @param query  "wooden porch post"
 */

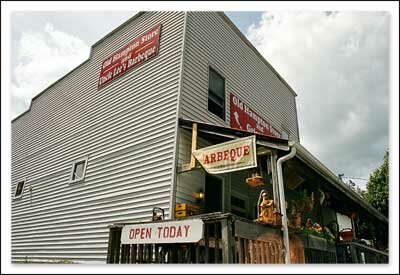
xmin=221 ymin=218 xmax=234 ymax=263
xmin=189 ymin=123 xmax=198 ymax=169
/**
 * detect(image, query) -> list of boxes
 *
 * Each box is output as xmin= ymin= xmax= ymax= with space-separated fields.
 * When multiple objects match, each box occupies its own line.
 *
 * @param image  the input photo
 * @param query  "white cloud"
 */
xmin=247 ymin=11 xmax=390 ymax=189
xmin=11 ymin=22 xmax=89 ymax=118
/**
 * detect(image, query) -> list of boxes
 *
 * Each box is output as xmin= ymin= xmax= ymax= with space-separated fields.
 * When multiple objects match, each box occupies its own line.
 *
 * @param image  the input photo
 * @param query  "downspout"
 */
xmin=277 ymin=141 xmax=296 ymax=264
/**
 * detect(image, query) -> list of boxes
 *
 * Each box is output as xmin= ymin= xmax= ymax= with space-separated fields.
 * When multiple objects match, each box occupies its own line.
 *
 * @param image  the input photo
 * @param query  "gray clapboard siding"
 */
xmin=179 ymin=12 xmax=299 ymax=141
xmin=11 ymin=12 xmax=185 ymax=263
xmin=11 ymin=12 xmax=182 ymax=159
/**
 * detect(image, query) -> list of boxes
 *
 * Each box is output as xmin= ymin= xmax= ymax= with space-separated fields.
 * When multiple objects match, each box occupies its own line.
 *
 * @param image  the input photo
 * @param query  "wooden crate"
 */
xmin=175 ymin=210 xmax=197 ymax=218
xmin=175 ymin=203 xmax=200 ymax=212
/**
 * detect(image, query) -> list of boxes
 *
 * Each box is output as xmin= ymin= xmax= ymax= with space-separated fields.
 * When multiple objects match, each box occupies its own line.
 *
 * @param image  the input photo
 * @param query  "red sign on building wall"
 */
xmin=230 ymin=93 xmax=282 ymax=139
xmin=98 ymin=24 xmax=161 ymax=88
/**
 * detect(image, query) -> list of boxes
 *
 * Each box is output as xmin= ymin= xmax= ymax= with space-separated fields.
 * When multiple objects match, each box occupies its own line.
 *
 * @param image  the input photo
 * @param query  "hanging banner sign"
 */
xmin=230 ymin=93 xmax=282 ymax=139
xmin=120 ymin=219 xmax=204 ymax=244
xmin=192 ymin=135 xmax=257 ymax=174
xmin=98 ymin=24 xmax=161 ymax=88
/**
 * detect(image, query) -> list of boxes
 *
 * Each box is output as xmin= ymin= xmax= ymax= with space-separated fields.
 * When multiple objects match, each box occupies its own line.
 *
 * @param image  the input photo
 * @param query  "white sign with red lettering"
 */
xmin=192 ymin=135 xmax=257 ymax=174
xmin=120 ymin=219 xmax=204 ymax=244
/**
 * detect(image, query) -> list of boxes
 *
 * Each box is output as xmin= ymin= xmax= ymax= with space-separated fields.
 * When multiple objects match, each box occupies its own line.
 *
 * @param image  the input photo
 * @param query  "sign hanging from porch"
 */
xmin=192 ymin=135 xmax=257 ymax=174
xmin=120 ymin=219 xmax=204 ymax=244
xmin=98 ymin=24 xmax=161 ymax=88
xmin=230 ymin=93 xmax=282 ymax=139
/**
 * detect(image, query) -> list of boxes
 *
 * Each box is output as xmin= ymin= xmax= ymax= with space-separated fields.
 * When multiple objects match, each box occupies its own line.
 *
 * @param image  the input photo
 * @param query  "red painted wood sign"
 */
xmin=230 ymin=93 xmax=282 ymax=139
xmin=98 ymin=24 xmax=161 ymax=88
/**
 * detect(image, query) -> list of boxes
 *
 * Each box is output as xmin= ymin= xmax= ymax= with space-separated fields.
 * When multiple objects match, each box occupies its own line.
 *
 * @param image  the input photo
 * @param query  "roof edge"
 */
xmin=91 ymin=12 xmax=145 ymax=49
xmin=12 ymin=59 xmax=89 ymax=123
xmin=217 ymin=12 xmax=298 ymax=97
xmin=293 ymin=142 xmax=388 ymax=224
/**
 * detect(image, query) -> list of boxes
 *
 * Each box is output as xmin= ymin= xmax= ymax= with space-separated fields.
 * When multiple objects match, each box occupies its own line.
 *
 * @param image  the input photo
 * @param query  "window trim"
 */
xmin=207 ymin=65 xmax=226 ymax=121
xmin=68 ymin=156 xmax=89 ymax=184
xmin=14 ymin=178 xmax=26 ymax=199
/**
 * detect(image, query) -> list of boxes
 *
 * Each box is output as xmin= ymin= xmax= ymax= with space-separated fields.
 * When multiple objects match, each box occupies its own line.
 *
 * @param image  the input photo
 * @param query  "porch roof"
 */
xmin=179 ymin=118 xmax=290 ymax=151
xmin=178 ymin=118 xmax=388 ymax=225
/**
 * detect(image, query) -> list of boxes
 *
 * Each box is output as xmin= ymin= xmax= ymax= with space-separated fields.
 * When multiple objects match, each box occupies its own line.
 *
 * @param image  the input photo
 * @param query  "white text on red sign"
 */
xmin=98 ymin=24 xmax=161 ymax=88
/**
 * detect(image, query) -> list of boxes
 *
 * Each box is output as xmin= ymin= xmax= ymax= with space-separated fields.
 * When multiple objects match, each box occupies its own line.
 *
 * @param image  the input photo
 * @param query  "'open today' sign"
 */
xmin=120 ymin=219 xmax=204 ymax=244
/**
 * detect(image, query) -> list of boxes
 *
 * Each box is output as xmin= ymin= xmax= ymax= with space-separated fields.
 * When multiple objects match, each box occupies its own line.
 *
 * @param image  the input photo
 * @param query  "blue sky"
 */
xmin=226 ymin=11 xmax=263 ymax=34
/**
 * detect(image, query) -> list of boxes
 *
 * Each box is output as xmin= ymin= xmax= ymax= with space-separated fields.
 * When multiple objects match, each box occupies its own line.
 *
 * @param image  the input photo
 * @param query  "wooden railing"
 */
xmin=336 ymin=242 xmax=389 ymax=263
xmin=234 ymin=217 xmax=284 ymax=263
xmin=298 ymin=234 xmax=337 ymax=263
xmin=106 ymin=213 xmax=284 ymax=264
xmin=107 ymin=213 xmax=390 ymax=264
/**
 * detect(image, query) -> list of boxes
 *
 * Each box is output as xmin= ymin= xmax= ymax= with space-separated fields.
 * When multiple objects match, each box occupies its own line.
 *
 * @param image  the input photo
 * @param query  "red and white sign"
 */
xmin=230 ymin=93 xmax=282 ymax=139
xmin=192 ymin=135 xmax=257 ymax=174
xmin=120 ymin=219 xmax=204 ymax=244
xmin=98 ymin=24 xmax=161 ymax=88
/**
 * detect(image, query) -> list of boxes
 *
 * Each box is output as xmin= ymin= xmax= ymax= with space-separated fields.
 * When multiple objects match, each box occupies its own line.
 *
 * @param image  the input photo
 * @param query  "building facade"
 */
xmin=11 ymin=11 xmax=386 ymax=264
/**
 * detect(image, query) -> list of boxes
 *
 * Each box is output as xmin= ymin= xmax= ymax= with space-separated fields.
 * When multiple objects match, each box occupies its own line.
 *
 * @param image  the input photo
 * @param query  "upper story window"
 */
xmin=14 ymin=179 xmax=26 ymax=199
xmin=208 ymin=67 xmax=225 ymax=120
xmin=69 ymin=157 xmax=88 ymax=184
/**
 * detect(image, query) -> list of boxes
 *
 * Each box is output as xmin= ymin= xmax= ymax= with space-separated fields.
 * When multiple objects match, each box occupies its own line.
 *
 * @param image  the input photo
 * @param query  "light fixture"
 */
xmin=193 ymin=189 xmax=204 ymax=202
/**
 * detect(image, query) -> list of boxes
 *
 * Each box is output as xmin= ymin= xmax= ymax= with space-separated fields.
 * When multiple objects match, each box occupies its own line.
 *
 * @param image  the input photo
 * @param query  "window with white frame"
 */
xmin=14 ymin=179 xmax=26 ymax=199
xmin=69 ymin=157 xmax=88 ymax=184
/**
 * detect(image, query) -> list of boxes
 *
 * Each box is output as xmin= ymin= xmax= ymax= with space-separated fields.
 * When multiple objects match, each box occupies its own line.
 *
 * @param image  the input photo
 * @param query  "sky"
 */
xmin=8 ymin=10 xmax=391 ymax=190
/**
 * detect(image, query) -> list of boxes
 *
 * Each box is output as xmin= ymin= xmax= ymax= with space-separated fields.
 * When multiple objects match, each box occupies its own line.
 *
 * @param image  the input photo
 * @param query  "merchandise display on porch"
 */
xmin=288 ymin=189 xmax=315 ymax=231
xmin=245 ymin=156 xmax=272 ymax=187
xmin=246 ymin=168 xmax=264 ymax=187
xmin=256 ymin=189 xmax=282 ymax=226
xmin=300 ymin=218 xmax=336 ymax=241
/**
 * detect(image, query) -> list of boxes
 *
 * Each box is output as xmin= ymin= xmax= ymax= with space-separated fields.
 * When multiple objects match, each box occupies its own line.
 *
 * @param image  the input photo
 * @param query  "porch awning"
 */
xmin=293 ymin=143 xmax=388 ymax=224
xmin=179 ymin=118 xmax=290 ymax=151
xmin=178 ymin=118 xmax=388 ymax=225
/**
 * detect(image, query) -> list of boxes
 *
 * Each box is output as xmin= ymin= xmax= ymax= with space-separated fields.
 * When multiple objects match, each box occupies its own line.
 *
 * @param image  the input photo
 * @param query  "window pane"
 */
xmin=209 ymin=69 xmax=225 ymax=98
xmin=208 ymin=68 xmax=225 ymax=120
xmin=209 ymin=90 xmax=224 ymax=107
xmin=208 ymin=98 xmax=224 ymax=119
xmin=15 ymin=181 xmax=24 ymax=197
xmin=72 ymin=161 xmax=85 ymax=180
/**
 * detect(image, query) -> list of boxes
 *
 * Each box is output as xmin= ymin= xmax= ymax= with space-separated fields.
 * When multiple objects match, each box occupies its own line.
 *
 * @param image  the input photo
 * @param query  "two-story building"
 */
xmin=11 ymin=11 xmax=388 ymax=264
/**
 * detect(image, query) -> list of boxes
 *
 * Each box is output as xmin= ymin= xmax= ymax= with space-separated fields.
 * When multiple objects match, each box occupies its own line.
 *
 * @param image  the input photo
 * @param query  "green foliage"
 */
xmin=357 ymin=220 xmax=376 ymax=242
xmin=365 ymin=150 xmax=389 ymax=217
xmin=301 ymin=227 xmax=335 ymax=241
